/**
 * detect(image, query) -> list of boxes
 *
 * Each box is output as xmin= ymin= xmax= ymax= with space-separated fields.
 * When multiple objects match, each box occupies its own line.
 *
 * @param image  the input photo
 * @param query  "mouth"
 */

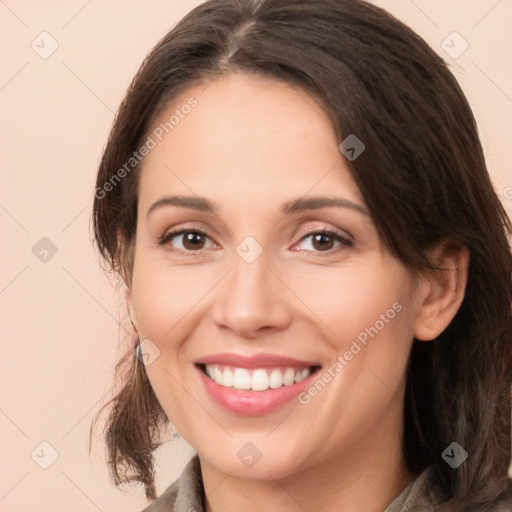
xmin=197 ymin=363 xmax=321 ymax=392
xmin=194 ymin=353 xmax=322 ymax=416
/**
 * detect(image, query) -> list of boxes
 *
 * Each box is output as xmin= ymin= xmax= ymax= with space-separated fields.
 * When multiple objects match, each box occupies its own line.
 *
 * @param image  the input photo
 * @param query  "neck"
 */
xmin=200 ymin=420 xmax=414 ymax=512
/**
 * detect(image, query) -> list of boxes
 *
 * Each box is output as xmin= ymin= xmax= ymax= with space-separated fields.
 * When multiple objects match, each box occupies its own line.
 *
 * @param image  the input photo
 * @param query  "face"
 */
xmin=127 ymin=73 xmax=422 ymax=480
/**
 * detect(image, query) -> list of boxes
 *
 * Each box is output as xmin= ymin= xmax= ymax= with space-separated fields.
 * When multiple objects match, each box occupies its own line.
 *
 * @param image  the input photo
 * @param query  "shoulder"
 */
xmin=384 ymin=466 xmax=443 ymax=512
xmin=141 ymin=486 xmax=178 ymax=512
xmin=140 ymin=455 xmax=204 ymax=512
xmin=385 ymin=467 xmax=512 ymax=512
xmin=490 ymin=479 xmax=512 ymax=512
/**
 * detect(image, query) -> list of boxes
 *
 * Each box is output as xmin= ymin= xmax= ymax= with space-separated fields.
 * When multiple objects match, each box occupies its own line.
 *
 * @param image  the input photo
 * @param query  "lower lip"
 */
xmin=197 ymin=366 xmax=318 ymax=416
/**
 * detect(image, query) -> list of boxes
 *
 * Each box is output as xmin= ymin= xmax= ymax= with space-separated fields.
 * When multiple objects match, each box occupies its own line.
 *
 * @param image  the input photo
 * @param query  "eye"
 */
xmin=157 ymin=227 xmax=353 ymax=255
xmin=293 ymin=229 xmax=352 ymax=253
xmin=157 ymin=228 xmax=216 ymax=253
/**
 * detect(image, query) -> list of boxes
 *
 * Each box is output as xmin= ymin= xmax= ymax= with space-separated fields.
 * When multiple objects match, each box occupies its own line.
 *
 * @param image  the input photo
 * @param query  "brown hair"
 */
xmin=90 ymin=0 xmax=512 ymax=509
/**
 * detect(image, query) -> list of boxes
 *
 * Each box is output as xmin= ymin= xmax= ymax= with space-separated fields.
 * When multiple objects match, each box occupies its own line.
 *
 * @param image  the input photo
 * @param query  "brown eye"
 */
xmin=295 ymin=230 xmax=352 ymax=253
xmin=181 ymin=231 xmax=206 ymax=250
xmin=311 ymin=233 xmax=336 ymax=251
xmin=158 ymin=229 xmax=214 ymax=252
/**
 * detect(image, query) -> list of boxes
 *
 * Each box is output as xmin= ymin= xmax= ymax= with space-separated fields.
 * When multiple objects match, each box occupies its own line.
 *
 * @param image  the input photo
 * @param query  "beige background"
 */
xmin=1 ymin=1 xmax=511 ymax=510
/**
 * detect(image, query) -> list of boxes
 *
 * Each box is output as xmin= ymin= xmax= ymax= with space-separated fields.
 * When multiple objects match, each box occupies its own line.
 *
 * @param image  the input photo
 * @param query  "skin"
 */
xmin=127 ymin=73 xmax=468 ymax=512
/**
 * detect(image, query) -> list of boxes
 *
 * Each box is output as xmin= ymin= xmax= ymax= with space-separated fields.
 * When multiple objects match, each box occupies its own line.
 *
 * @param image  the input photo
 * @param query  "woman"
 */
xmin=90 ymin=0 xmax=512 ymax=510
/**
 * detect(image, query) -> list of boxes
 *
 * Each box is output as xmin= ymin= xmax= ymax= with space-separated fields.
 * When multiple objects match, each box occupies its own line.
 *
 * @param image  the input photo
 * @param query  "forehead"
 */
xmin=137 ymin=73 xmax=364 ymax=211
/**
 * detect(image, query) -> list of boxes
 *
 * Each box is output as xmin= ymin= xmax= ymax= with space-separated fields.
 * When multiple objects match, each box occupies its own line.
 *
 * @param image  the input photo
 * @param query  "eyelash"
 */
xmin=156 ymin=227 xmax=353 ymax=256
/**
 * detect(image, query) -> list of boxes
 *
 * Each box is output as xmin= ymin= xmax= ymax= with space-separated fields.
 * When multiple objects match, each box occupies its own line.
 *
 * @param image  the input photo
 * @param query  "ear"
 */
xmin=413 ymin=242 xmax=470 ymax=341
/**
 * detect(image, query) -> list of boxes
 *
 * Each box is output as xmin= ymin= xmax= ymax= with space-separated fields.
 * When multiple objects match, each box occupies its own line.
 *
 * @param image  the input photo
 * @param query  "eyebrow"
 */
xmin=146 ymin=195 xmax=369 ymax=217
xmin=282 ymin=196 xmax=369 ymax=216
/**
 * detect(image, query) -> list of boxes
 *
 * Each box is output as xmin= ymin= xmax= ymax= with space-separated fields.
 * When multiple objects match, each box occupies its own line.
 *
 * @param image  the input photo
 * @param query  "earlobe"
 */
xmin=413 ymin=244 xmax=470 ymax=341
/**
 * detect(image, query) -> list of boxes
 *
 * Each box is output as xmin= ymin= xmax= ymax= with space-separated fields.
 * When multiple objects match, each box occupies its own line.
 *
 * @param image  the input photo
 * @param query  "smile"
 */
xmin=194 ymin=353 xmax=322 ymax=416
xmin=202 ymin=364 xmax=316 ymax=391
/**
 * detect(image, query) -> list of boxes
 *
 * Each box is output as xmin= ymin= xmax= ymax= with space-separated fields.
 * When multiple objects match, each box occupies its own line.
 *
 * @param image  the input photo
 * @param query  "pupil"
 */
xmin=313 ymin=234 xmax=332 ymax=251
xmin=184 ymin=232 xmax=204 ymax=250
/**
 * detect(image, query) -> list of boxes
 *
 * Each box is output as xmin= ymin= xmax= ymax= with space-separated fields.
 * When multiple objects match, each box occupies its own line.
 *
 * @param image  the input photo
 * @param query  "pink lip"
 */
xmin=196 ymin=352 xmax=319 ymax=369
xmin=195 ymin=355 xmax=321 ymax=416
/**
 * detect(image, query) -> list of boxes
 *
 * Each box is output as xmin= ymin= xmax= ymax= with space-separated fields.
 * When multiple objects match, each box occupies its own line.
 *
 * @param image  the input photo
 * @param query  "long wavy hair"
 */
xmin=90 ymin=0 xmax=512 ymax=509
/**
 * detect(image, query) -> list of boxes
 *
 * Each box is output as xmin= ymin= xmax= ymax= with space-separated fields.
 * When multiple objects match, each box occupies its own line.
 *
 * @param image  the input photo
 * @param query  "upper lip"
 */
xmin=196 ymin=353 xmax=320 ymax=369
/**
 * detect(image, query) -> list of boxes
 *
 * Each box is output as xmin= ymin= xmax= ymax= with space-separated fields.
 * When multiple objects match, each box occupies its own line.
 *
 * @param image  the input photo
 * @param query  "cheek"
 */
xmin=131 ymin=262 xmax=216 ymax=339
xmin=290 ymin=265 xmax=414 ymax=443
xmin=132 ymin=265 xmax=200 ymax=425
xmin=289 ymin=260 xmax=412 ymax=350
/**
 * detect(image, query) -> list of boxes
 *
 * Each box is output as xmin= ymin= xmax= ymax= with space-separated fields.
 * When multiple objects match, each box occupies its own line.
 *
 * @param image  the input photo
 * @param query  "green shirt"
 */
xmin=141 ymin=455 xmax=512 ymax=511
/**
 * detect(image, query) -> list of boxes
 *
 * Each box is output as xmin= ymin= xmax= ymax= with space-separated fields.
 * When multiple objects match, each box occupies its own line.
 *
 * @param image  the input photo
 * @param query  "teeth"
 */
xmin=204 ymin=364 xmax=313 ymax=391
xmin=283 ymin=368 xmax=295 ymax=386
xmin=251 ymin=369 xmax=269 ymax=391
xmin=222 ymin=368 xmax=234 ymax=387
xmin=233 ymin=368 xmax=251 ymax=390
xmin=269 ymin=369 xmax=283 ymax=389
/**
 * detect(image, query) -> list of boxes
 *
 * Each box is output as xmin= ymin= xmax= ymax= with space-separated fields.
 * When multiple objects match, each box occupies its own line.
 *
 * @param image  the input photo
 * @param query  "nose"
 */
xmin=211 ymin=251 xmax=293 ymax=339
